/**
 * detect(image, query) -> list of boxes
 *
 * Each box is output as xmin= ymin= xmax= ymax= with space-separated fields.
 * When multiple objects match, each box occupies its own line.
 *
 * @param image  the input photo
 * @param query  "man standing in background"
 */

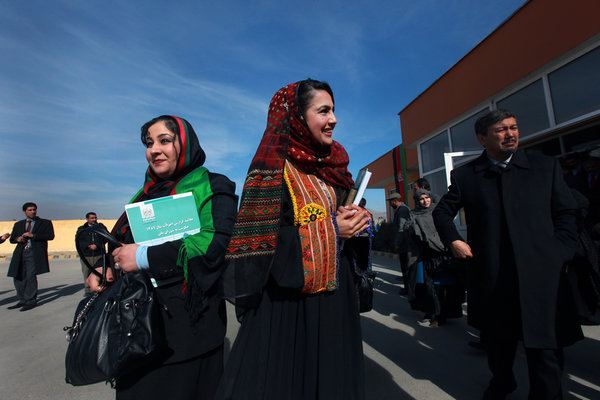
xmin=7 ymin=202 xmax=54 ymax=311
xmin=76 ymin=212 xmax=108 ymax=294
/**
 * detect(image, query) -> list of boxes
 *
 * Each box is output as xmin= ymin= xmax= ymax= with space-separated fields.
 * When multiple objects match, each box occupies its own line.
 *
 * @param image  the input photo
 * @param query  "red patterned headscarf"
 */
xmin=223 ymin=81 xmax=353 ymax=305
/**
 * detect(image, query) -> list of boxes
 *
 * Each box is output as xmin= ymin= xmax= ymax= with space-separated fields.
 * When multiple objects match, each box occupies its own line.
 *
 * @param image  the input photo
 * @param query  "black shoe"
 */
xmin=7 ymin=302 xmax=25 ymax=310
xmin=20 ymin=303 xmax=36 ymax=312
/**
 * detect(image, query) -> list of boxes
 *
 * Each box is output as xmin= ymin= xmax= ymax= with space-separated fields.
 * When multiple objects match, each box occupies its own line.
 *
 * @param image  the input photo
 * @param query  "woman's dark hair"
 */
xmin=297 ymin=78 xmax=335 ymax=116
xmin=140 ymin=115 xmax=180 ymax=144
xmin=474 ymin=109 xmax=516 ymax=136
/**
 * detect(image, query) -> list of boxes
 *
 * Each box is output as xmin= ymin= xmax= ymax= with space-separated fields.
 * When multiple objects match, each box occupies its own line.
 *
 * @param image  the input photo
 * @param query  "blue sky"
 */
xmin=0 ymin=0 xmax=526 ymax=221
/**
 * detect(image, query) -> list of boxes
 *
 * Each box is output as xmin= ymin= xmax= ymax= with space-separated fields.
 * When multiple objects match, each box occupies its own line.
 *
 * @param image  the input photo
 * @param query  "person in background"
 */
xmin=433 ymin=109 xmax=581 ymax=399
xmin=355 ymin=198 xmax=373 ymax=272
xmin=561 ymin=152 xmax=587 ymax=194
xmin=582 ymin=148 xmax=600 ymax=239
xmin=87 ymin=115 xmax=238 ymax=400
xmin=218 ymin=79 xmax=368 ymax=399
xmin=560 ymin=152 xmax=600 ymax=325
xmin=566 ymin=187 xmax=600 ymax=325
xmin=387 ymin=192 xmax=412 ymax=294
xmin=7 ymin=202 xmax=55 ymax=311
xmin=410 ymin=189 xmax=464 ymax=327
xmin=76 ymin=212 xmax=108 ymax=294
xmin=358 ymin=197 xmax=373 ymax=221
xmin=0 ymin=233 xmax=10 ymax=243
xmin=414 ymin=177 xmax=441 ymax=204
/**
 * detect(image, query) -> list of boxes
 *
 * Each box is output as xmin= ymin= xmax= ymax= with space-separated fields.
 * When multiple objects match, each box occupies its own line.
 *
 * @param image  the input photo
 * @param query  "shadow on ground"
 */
xmin=1 ymin=283 xmax=82 ymax=307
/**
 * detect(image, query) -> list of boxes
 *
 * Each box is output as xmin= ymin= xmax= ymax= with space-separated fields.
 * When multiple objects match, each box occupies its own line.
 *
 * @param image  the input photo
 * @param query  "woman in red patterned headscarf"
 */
xmin=218 ymin=79 xmax=369 ymax=399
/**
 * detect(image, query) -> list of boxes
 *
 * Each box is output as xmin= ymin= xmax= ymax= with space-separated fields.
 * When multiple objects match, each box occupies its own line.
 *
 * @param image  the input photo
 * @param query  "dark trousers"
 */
xmin=14 ymin=249 xmax=38 ymax=305
xmin=485 ymin=335 xmax=564 ymax=399
xmin=484 ymin=264 xmax=564 ymax=399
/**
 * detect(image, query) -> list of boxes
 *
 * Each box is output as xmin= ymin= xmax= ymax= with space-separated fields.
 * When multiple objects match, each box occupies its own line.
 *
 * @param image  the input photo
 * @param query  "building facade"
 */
xmin=365 ymin=0 xmax=600 ymax=220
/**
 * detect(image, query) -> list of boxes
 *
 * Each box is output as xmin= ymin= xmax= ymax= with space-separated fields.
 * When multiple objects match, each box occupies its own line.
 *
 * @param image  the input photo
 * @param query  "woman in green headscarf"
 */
xmin=88 ymin=115 xmax=238 ymax=399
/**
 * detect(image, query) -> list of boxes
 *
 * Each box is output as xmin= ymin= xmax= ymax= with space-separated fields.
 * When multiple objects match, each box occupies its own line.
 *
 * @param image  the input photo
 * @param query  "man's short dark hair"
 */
xmin=415 ymin=178 xmax=431 ymax=191
xmin=22 ymin=202 xmax=37 ymax=211
xmin=86 ymin=212 xmax=97 ymax=219
xmin=474 ymin=109 xmax=516 ymax=136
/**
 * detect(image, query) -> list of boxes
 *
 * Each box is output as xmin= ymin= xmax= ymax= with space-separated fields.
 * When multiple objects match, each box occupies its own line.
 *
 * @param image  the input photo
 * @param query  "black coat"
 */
xmin=8 ymin=217 xmax=55 ymax=277
xmin=143 ymin=172 xmax=238 ymax=364
xmin=433 ymin=150 xmax=582 ymax=348
xmin=76 ymin=222 xmax=108 ymax=257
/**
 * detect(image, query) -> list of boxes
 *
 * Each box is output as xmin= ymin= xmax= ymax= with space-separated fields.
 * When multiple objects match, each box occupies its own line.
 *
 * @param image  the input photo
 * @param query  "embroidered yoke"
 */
xmin=284 ymin=160 xmax=339 ymax=293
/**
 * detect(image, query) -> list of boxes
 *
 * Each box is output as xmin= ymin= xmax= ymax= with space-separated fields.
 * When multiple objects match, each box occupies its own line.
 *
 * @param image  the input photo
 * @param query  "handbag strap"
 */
xmin=64 ymin=288 xmax=104 ymax=342
xmin=75 ymin=226 xmax=122 ymax=283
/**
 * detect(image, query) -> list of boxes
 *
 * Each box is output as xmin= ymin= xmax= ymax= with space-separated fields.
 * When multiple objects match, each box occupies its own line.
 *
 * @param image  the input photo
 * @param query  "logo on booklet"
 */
xmin=140 ymin=203 xmax=156 ymax=223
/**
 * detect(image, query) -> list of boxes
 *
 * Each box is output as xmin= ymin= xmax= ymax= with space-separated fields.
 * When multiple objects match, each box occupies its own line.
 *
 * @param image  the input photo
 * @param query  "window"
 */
xmin=523 ymin=138 xmax=561 ymax=157
xmin=562 ymin=125 xmax=600 ymax=153
xmin=450 ymin=109 xmax=488 ymax=151
xmin=549 ymin=46 xmax=600 ymax=124
xmin=497 ymin=79 xmax=549 ymax=138
xmin=420 ymin=132 xmax=449 ymax=172
xmin=451 ymin=153 xmax=480 ymax=167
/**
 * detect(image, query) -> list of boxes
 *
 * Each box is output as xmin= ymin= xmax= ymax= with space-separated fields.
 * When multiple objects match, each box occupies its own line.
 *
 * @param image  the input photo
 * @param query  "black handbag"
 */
xmin=64 ymin=228 xmax=167 ymax=386
xmin=358 ymin=271 xmax=376 ymax=313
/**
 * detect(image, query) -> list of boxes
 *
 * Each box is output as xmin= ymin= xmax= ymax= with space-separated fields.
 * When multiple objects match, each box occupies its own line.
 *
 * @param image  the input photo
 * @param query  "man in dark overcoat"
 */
xmin=433 ymin=109 xmax=582 ymax=399
xmin=7 ymin=202 xmax=55 ymax=311
xmin=76 ymin=212 xmax=108 ymax=294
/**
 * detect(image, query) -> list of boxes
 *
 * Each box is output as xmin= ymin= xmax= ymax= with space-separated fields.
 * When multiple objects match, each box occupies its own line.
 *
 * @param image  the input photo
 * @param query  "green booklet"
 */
xmin=125 ymin=192 xmax=200 ymax=246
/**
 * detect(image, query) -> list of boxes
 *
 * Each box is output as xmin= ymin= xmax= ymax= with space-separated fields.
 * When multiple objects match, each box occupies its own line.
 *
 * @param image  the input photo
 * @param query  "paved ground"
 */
xmin=1 ymin=255 xmax=598 ymax=399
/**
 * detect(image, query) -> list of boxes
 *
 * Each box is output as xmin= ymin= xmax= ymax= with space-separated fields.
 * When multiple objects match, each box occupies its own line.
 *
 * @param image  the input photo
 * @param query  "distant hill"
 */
xmin=368 ymin=209 xmax=387 ymax=225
